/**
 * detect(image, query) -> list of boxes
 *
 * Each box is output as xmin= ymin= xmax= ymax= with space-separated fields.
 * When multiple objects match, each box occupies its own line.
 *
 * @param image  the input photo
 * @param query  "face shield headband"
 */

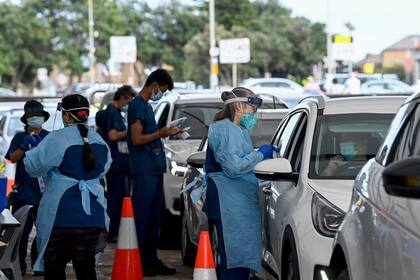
xmin=223 ymin=96 xmax=263 ymax=109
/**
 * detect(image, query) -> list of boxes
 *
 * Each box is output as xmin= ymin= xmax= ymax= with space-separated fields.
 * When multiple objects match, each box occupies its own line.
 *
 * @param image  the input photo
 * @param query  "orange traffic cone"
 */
xmin=112 ymin=197 xmax=143 ymax=280
xmin=193 ymin=231 xmax=217 ymax=280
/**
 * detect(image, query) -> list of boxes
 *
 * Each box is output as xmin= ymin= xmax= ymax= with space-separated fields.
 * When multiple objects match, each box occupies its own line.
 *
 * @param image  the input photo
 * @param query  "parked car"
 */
xmin=0 ymin=88 xmax=17 ymax=97
xmin=180 ymin=109 xmax=289 ymax=265
xmin=324 ymin=73 xmax=382 ymax=94
xmin=252 ymin=95 xmax=406 ymax=280
xmin=241 ymin=78 xmax=303 ymax=94
xmin=361 ymin=79 xmax=414 ymax=94
xmin=154 ymin=91 xmax=288 ymax=247
xmin=328 ymin=92 xmax=420 ymax=280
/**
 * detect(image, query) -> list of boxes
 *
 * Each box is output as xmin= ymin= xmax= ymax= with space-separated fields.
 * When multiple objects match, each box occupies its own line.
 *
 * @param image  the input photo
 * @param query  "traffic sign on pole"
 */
xmin=219 ymin=38 xmax=251 ymax=64
xmin=110 ymin=36 xmax=137 ymax=64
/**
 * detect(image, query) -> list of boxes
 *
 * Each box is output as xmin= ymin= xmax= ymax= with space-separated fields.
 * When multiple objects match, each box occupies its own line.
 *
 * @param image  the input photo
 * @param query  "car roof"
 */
xmin=300 ymin=96 xmax=407 ymax=115
xmin=256 ymin=109 xmax=289 ymax=119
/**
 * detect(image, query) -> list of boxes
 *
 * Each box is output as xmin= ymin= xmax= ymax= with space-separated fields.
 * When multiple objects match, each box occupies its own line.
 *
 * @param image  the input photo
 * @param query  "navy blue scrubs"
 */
xmin=5 ymin=129 xmax=49 ymax=272
xmin=204 ymin=148 xmax=250 ymax=280
xmin=101 ymin=104 xmax=130 ymax=240
xmin=127 ymin=96 xmax=166 ymax=268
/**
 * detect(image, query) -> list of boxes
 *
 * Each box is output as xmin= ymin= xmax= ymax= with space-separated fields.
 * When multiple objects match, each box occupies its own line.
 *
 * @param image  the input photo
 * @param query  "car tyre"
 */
xmin=181 ymin=210 xmax=197 ymax=266
xmin=281 ymin=229 xmax=300 ymax=280
xmin=337 ymin=268 xmax=349 ymax=280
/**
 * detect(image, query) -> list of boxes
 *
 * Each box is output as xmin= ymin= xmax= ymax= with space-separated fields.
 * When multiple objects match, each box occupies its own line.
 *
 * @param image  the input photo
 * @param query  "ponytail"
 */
xmin=77 ymin=123 xmax=96 ymax=171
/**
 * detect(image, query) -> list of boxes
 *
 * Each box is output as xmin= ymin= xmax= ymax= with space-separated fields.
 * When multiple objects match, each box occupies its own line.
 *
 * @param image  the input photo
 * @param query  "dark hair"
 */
xmin=113 ymin=85 xmax=137 ymax=101
xmin=214 ymin=87 xmax=255 ymax=122
xmin=332 ymin=78 xmax=338 ymax=84
xmin=62 ymin=94 xmax=96 ymax=171
xmin=144 ymin=69 xmax=174 ymax=90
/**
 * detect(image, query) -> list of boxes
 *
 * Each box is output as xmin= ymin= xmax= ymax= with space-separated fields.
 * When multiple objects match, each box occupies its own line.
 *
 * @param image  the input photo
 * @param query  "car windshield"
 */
xmin=249 ymin=119 xmax=280 ymax=147
xmin=309 ymin=113 xmax=394 ymax=179
xmin=170 ymin=103 xmax=223 ymax=140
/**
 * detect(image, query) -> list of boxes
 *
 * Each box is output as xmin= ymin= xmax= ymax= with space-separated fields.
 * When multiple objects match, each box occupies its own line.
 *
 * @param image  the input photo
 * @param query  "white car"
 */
xmin=154 ymin=91 xmax=288 ymax=246
xmin=253 ymin=95 xmax=405 ymax=280
xmin=361 ymin=79 xmax=414 ymax=94
xmin=328 ymin=92 xmax=420 ymax=280
xmin=241 ymin=78 xmax=303 ymax=93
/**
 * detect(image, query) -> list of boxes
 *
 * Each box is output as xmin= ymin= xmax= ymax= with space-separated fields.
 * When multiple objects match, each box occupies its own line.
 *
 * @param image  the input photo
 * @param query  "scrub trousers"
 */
xmin=206 ymin=179 xmax=250 ymax=280
xmin=11 ymin=202 xmax=38 ymax=273
xmin=132 ymin=174 xmax=164 ymax=268
xmin=105 ymin=169 xmax=130 ymax=240
xmin=43 ymin=228 xmax=102 ymax=280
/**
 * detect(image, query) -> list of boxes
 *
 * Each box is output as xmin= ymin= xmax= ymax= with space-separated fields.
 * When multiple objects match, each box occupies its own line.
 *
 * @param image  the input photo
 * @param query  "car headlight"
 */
xmin=311 ymin=193 xmax=345 ymax=238
xmin=170 ymin=160 xmax=188 ymax=177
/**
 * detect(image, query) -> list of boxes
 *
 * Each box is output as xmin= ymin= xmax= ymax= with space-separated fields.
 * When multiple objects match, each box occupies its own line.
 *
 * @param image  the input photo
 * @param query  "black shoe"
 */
xmin=32 ymin=271 xmax=44 ymax=277
xmin=154 ymin=260 xmax=176 ymax=275
xmin=142 ymin=266 xmax=157 ymax=277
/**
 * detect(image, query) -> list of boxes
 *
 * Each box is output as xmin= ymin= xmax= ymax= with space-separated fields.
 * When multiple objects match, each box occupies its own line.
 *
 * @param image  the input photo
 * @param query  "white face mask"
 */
xmin=27 ymin=116 xmax=45 ymax=128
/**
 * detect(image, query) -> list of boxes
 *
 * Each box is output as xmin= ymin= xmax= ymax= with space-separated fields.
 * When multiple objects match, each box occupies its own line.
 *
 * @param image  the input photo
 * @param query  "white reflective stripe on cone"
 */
xmin=193 ymin=268 xmax=217 ymax=280
xmin=116 ymin=217 xmax=138 ymax=249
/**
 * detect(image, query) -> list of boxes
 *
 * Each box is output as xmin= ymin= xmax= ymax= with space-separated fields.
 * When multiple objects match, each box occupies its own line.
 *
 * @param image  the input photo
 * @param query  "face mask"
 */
xmin=121 ymin=105 xmax=129 ymax=112
xmin=27 ymin=116 xmax=45 ymax=128
xmin=340 ymin=142 xmax=357 ymax=160
xmin=151 ymin=90 xmax=164 ymax=102
xmin=240 ymin=113 xmax=257 ymax=129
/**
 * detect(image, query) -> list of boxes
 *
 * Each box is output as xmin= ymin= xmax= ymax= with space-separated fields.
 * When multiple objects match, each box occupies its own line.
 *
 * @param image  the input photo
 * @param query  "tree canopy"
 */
xmin=0 ymin=0 xmax=326 ymax=88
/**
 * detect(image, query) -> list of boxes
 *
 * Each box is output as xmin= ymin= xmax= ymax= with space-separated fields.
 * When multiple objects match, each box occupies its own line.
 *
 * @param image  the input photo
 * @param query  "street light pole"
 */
xmin=88 ymin=0 xmax=95 ymax=84
xmin=326 ymin=0 xmax=333 ymax=74
xmin=209 ymin=0 xmax=219 ymax=90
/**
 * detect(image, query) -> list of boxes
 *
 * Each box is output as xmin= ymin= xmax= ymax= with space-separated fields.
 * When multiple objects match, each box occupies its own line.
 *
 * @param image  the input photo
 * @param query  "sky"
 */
xmin=280 ymin=0 xmax=420 ymax=61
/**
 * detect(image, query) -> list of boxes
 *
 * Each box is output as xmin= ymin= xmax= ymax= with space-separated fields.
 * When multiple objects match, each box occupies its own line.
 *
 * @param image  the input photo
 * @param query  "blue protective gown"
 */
xmin=207 ymin=118 xmax=264 ymax=272
xmin=23 ymin=125 xmax=112 ymax=272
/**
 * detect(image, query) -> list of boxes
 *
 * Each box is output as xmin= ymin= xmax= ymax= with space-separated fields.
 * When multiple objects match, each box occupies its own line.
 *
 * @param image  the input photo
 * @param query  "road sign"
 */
xmin=332 ymin=34 xmax=353 ymax=44
xmin=37 ymin=68 xmax=48 ymax=81
xmin=219 ymin=38 xmax=250 ymax=64
xmin=363 ymin=63 xmax=375 ymax=74
xmin=110 ymin=36 xmax=137 ymax=63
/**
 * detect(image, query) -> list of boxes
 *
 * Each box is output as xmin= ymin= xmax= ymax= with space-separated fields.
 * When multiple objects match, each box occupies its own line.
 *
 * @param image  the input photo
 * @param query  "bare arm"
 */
xmin=108 ymin=129 xmax=128 ymax=141
xmin=9 ymin=148 xmax=25 ymax=163
xmin=131 ymin=119 xmax=181 ymax=146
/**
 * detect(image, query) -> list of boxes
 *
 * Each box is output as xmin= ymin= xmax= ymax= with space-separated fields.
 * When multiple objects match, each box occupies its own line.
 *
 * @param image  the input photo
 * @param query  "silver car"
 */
xmin=180 ymin=109 xmax=289 ymax=265
xmin=329 ymin=92 xmax=420 ymax=280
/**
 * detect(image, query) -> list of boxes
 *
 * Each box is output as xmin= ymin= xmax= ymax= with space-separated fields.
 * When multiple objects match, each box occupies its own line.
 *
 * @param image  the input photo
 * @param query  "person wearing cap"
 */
xmin=23 ymin=94 xmax=112 ymax=279
xmin=5 ymin=100 xmax=50 ymax=275
xmin=100 ymin=85 xmax=135 ymax=243
xmin=127 ymin=69 xmax=180 ymax=276
xmin=204 ymin=87 xmax=277 ymax=279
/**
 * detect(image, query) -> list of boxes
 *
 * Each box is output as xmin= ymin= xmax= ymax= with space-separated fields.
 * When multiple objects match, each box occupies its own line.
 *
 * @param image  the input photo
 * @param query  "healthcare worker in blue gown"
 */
xmin=24 ymin=94 xmax=112 ymax=280
xmin=204 ymin=87 xmax=277 ymax=279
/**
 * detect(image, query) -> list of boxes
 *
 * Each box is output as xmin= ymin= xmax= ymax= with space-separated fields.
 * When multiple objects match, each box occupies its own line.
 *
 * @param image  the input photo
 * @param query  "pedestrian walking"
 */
xmin=5 ymin=100 xmax=50 ymax=276
xmin=127 ymin=69 xmax=180 ymax=276
xmin=204 ymin=87 xmax=278 ymax=279
xmin=100 ymin=85 xmax=135 ymax=242
xmin=24 ymin=94 xmax=112 ymax=280
xmin=344 ymin=72 xmax=361 ymax=94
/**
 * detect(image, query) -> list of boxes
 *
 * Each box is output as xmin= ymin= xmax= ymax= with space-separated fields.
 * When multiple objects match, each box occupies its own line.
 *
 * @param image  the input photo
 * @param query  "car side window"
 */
xmin=393 ymin=105 xmax=420 ymax=161
xmin=289 ymin=118 xmax=307 ymax=173
xmin=274 ymin=112 xmax=303 ymax=158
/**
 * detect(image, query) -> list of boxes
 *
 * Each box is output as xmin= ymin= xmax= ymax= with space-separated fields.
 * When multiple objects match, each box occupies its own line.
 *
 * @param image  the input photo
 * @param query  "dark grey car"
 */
xmin=180 ymin=109 xmax=288 ymax=265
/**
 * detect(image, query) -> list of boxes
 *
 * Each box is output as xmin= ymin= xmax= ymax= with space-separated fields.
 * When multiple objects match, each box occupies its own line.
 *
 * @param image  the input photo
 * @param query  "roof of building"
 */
xmin=384 ymin=35 xmax=420 ymax=51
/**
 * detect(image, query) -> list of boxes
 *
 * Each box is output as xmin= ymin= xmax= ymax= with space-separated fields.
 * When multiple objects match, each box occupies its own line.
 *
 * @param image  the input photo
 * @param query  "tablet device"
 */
xmin=168 ymin=117 xmax=187 ymax=128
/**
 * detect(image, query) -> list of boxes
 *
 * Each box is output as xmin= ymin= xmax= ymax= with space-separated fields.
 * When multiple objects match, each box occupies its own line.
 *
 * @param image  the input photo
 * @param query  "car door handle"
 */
xmin=263 ymin=186 xmax=272 ymax=195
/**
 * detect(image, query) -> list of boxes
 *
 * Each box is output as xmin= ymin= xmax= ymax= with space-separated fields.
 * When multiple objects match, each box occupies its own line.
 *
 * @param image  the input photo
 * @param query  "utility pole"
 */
xmin=209 ymin=0 xmax=219 ymax=90
xmin=88 ymin=0 xmax=96 ymax=84
xmin=326 ymin=0 xmax=333 ymax=74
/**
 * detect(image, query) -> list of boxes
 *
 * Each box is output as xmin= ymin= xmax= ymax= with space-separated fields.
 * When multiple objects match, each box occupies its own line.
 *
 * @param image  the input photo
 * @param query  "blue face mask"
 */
xmin=340 ymin=142 xmax=357 ymax=160
xmin=151 ymin=91 xmax=164 ymax=102
xmin=240 ymin=113 xmax=257 ymax=129
xmin=27 ymin=116 xmax=45 ymax=128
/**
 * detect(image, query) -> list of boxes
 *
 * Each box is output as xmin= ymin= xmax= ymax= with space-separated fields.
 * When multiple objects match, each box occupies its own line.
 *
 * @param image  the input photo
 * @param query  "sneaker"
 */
xmin=154 ymin=259 xmax=176 ymax=275
xmin=142 ymin=266 xmax=157 ymax=277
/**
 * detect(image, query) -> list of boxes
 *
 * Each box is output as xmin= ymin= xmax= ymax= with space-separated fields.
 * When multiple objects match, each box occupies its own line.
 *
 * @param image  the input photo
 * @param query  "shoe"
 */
xmin=154 ymin=259 xmax=176 ymax=275
xmin=32 ymin=271 xmax=44 ymax=277
xmin=142 ymin=266 xmax=157 ymax=277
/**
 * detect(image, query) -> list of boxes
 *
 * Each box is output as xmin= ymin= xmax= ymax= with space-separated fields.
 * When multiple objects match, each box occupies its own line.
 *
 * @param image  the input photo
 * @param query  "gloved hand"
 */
xmin=20 ymin=134 xmax=41 ymax=151
xmin=258 ymin=144 xmax=279 ymax=160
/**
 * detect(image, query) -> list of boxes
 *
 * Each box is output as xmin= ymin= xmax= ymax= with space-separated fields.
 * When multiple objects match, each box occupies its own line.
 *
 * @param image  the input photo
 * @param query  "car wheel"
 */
xmin=337 ymin=268 xmax=349 ymax=280
xmin=282 ymin=229 xmax=300 ymax=280
xmin=181 ymin=210 xmax=197 ymax=266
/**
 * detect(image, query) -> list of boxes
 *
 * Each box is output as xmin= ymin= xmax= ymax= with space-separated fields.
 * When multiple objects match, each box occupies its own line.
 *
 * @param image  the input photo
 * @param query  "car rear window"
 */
xmin=309 ymin=113 xmax=394 ymax=180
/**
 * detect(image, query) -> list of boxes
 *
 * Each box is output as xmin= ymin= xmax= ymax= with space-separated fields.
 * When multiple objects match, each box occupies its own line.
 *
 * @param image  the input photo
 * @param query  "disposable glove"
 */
xmin=258 ymin=144 xmax=279 ymax=160
xmin=20 ymin=134 xmax=41 ymax=151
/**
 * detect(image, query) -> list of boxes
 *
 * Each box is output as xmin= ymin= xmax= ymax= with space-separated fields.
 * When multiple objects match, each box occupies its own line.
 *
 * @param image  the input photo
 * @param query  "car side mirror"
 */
xmin=383 ymin=157 xmax=420 ymax=199
xmin=254 ymin=158 xmax=299 ymax=182
xmin=187 ymin=151 xmax=206 ymax=169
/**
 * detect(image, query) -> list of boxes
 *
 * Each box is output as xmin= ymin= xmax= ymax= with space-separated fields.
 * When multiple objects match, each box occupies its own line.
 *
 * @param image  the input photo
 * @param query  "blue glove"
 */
xmin=258 ymin=144 xmax=279 ymax=160
xmin=20 ymin=134 xmax=41 ymax=151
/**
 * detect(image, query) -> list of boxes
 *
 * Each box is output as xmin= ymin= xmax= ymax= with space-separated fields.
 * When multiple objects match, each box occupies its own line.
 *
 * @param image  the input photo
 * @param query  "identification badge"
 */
xmin=117 ymin=141 xmax=129 ymax=154
xmin=38 ymin=177 xmax=45 ymax=193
